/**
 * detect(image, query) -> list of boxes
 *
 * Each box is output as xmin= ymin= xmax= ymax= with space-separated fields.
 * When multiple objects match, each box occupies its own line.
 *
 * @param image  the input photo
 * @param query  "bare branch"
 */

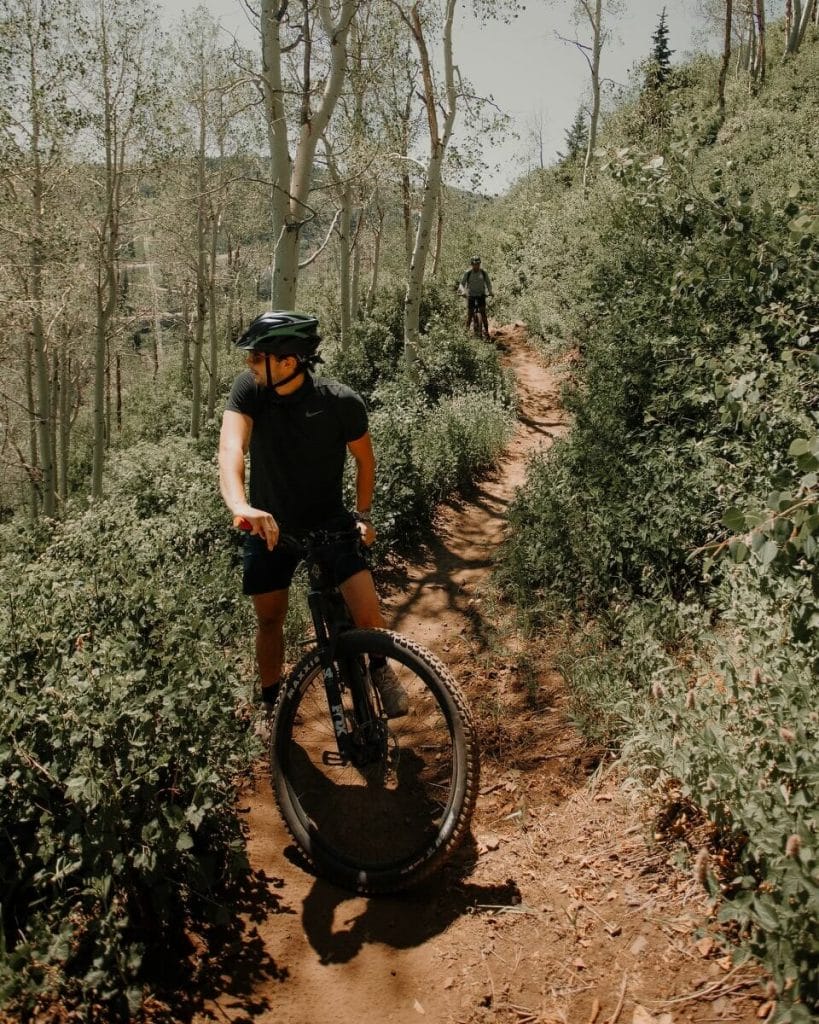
xmin=556 ymin=30 xmax=594 ymax=77
xmin=298 ymin=208 xmax=341 ymax=268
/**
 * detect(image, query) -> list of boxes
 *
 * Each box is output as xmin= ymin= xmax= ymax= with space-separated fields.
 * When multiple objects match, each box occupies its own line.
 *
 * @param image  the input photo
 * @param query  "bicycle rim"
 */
xmin=271 ymin=629 xmax=478 ymax=893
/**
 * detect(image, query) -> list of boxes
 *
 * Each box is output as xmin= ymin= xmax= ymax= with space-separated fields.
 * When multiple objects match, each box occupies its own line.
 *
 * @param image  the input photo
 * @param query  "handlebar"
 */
xmin=232 ymin=515 xmax=362 ymax=555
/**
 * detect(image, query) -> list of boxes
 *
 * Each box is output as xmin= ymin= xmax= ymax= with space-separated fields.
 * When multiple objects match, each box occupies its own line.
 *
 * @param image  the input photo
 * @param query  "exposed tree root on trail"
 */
xmin=193 ymin=327 xmax=769 ymax=1024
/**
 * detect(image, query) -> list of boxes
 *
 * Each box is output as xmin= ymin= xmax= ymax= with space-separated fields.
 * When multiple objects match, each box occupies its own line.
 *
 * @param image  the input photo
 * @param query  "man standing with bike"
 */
xmin=217 ymin=311 xmax=409 ymax=718
xmin=459 ymin=255 xmax=494 ymax=340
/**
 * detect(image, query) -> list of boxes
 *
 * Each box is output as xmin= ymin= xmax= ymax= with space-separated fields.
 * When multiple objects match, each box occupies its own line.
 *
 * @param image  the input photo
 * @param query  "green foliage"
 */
xmin=494 ymin=30 xmax=819 ymax=1016
xmin=624 ymin=566 xmax=818 ymax=1019
xmin=0 ymin=437 xmax=256 ymax=1017
xmin=645 ymin=7 xmax=674 ymax=91
xmin=327 ymin=314 xmax=405 ymax=399
xmin=412 ymin=316 xmax=515 ymax=407
xmin=501 ymin=151 xmax=817 ymax=612
xmin=558 ymin=107 xmax=589 ymax=164
xmin=366 ymin=380 xmax=514 ymax=546
xmin=326 ymin=290 xmax=515 ymax=549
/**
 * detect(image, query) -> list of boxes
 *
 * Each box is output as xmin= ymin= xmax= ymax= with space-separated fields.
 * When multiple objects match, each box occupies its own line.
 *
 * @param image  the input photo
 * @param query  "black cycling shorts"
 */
xmin=242 ymin=516 xmax=369 ymax=595
xmin=467 ymin=295 xmax=486 ymax=312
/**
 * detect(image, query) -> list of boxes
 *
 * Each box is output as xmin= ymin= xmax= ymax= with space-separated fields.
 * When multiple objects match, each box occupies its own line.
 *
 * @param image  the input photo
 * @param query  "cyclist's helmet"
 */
xmin=234 ymin=310 xmax=322 ymax=361
xmin=471 ymin=255 xmax=481 ymax=264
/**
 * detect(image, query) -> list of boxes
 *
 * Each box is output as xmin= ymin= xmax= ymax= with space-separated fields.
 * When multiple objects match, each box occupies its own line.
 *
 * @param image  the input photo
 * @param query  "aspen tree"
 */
xmin=258 ymin=0 xmax=357 ymax=308
xmin=392 ymin=0 xmax=459 ymax=366
xmin=0 ymin=0 xmax=84 ymax=516
xmin=84 ymin=0 xmax=164 ymax=495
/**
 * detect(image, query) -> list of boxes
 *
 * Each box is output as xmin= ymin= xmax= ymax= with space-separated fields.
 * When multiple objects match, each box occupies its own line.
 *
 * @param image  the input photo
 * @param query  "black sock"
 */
xmin=261 ymin=682 xmax=280 ymax=706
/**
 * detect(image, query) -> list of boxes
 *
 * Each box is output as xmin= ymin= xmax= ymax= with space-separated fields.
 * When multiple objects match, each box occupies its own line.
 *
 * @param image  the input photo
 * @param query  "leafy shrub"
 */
xmin=414 ymin=389 xmax=515 ymax=500
xmin=325 ymin=285 xmax=512 ymax=409
xmin=327 ymin=316 xmax=404 ymax=399
xmin=495 ymin=32 xmax=819 ymax=1019
xmin=500 ymin=154 xmax=817 ymax=612
xmin=0 ymin=438 xmax=256 ymax=1017
xmin=412 ymin=319 xmax=515 ymax=407
xmin=625 ymin=561 xmax=818 ymax=1021
xmin=365 ymin=380 xmax=514 ymax=546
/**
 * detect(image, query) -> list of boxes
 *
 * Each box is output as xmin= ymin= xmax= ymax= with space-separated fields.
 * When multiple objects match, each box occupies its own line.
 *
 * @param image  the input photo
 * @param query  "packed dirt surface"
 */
xmin=196 ymin=327 xmax=770 ymax=1024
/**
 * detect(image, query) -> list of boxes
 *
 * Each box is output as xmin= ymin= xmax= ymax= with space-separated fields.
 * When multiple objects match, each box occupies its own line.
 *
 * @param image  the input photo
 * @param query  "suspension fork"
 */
xmin=307 ymin=588 xmax=355 ymax=760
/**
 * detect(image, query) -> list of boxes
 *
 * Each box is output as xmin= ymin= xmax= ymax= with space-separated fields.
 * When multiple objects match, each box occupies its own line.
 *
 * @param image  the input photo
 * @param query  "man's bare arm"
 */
xmin=218 ymin=410 xmax=279 ymax=550
xmin=347 ymin=432 xmax=377 ymax=546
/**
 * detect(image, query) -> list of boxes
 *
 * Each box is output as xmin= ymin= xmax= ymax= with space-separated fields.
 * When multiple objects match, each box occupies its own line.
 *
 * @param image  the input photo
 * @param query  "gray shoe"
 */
xmin=372 ymin=662 xmax=409 ymax=718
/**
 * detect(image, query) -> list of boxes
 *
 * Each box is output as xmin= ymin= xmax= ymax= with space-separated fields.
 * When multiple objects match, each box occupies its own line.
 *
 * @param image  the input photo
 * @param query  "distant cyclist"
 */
xmin=459 ymin=256 xmax=493 ymax=340
xmin=218 ymin=311 xmax=409 ymax=718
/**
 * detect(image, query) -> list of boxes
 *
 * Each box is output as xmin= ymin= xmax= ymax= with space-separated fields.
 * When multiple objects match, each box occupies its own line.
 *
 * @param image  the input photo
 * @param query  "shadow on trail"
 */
xmin=378 ymin=478 xmax=509 ymax=642
xmin=517 ymin=410 xmax=567 ymax=438
xmin=300 ymin=843 xmax=522 ymax=965
xmin=162 ymin=867 xmax=292 ymax=1024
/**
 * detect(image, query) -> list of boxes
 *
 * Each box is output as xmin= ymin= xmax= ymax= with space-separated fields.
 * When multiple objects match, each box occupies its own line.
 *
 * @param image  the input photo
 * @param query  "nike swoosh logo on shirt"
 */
xmin=305 ymin=410 xmax=323 ymax=418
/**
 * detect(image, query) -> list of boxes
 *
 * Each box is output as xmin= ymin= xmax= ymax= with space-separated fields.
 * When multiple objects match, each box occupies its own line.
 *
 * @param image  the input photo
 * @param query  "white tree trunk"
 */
xmin=402 ymin=0 xmax=458 ymax=365
xmin=23 ymin=336 xmax=39 ymax=520
xmin=59 ymin=349 xmax=70 ymax=503
xmin=261 ymin=0 xmax=357 ymax=309
xmin=351 ymin=223 xmax=361 ymax=321
xmin=338 ymin=183 xmax=352 ymax=348
xmin=28 ymin=38 xmax=56 ymax=516
xmin=582 ymin=0 xmax=603 ymax=192
xmin=366 ymin=199 xmax=385 ymax=311
xmin=143 ymin=234 xmax=164 ymax=374
xmin=718 ymin=0 xmax=733 ymax=109
xmin=207 ymin=212 xmax=220 ymax=420
xmin=752 ymin=0 xmax=766 ymax=85
xmin=260 ymin=0 xmax=291 ymax=303
xmin=191 ymin=113 xmax=207 ymax=438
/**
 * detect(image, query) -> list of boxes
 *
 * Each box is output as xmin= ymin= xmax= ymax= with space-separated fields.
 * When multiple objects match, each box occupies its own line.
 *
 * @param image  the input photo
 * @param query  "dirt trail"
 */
xmin=197 ymin=329 xmax=768 ymax=1024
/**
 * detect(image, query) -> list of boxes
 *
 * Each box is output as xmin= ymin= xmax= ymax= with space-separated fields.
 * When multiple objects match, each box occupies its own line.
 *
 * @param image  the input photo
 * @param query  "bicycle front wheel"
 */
xmin=270 ymin=629 xmax=479 ymax=893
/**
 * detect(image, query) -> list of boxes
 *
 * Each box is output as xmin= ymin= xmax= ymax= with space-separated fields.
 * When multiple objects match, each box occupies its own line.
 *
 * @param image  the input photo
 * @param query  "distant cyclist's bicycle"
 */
xmin=237 ymin=522 xmax=479 ymax=893
xmin=466 ymin=295 xmax=492 ymax=340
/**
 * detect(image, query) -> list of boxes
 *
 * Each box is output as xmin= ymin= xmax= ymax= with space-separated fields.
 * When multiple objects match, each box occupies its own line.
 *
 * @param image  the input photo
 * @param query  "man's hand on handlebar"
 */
xmin=232 ymin=507 xmax=280 ymax=551
xmin=356 ymin=518 xmax=376 ymax=548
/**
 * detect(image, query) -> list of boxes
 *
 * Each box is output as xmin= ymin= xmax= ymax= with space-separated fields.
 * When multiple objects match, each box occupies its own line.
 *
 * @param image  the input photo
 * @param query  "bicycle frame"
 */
xmin=299 ymin=538 xmax=385 ymax=769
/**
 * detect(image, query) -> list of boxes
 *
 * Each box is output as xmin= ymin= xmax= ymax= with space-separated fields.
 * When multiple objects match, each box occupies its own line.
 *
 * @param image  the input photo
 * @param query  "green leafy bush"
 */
xmin=626 ymin=558 xmax=818 ymax=1020
xmin=495 ymin=30 xmax=818 ymax=1019
xmin=365 ymin=380 xmax=514 ymax=546
xmin=0 ymin=438 xmax=255 ymax=1017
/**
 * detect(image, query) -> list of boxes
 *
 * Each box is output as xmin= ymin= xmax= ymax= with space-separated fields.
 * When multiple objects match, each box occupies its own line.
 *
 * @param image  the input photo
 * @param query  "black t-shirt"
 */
xmin=225 ymin=371 xmax=368 ymax=530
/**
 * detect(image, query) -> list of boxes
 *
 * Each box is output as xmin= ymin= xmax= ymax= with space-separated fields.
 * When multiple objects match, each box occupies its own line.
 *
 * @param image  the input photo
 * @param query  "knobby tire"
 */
xmin=269 ymin=628 xmax=479 ymax=894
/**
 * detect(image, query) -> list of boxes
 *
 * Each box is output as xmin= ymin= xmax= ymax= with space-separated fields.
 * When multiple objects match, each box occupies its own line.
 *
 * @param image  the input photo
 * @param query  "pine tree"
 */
xmin=646 ymin=7 xmax=674 ymax=90
xmin=558 ymin=107 xmax=589 ymax=163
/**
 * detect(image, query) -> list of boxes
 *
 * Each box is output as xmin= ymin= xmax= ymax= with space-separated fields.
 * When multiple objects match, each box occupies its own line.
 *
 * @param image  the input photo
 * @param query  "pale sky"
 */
xmin=159 ymin=0 xmax=737 ymax=193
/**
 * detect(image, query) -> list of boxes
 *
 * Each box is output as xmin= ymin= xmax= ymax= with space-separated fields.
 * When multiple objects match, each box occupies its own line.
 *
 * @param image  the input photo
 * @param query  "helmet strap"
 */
xmin=266 ymin=356 xmax=305 ymax=392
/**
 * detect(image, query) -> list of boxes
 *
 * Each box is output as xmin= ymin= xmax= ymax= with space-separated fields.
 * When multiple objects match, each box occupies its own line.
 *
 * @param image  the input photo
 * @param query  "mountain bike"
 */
xmin=467 ymin=295 xmax=492 ymax=340
xmin=236 ymin=521 xmax=479 ymax=894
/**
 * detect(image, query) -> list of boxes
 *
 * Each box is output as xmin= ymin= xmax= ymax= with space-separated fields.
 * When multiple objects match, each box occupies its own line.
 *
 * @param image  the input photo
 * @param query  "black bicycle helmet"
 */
xmin=471 ymin=255 xmax=481 ymax=264
xmin=234 ymin=310 xmax=322 ymax=360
